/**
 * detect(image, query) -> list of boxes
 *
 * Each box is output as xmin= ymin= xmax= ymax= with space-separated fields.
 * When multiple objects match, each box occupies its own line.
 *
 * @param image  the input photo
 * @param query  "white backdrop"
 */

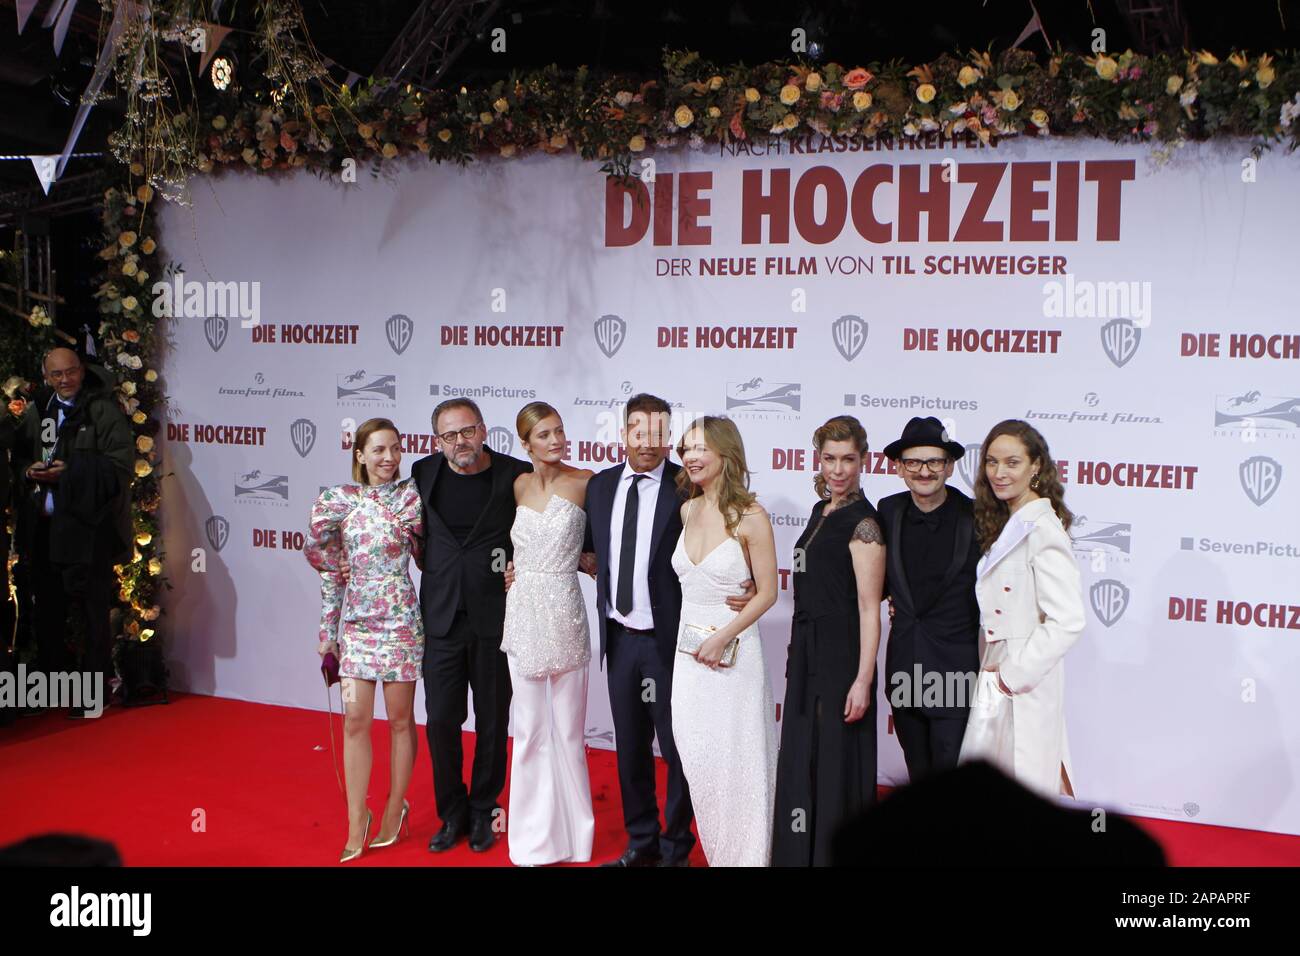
xmin=158 ymin=133 xmax=1300 ymax=835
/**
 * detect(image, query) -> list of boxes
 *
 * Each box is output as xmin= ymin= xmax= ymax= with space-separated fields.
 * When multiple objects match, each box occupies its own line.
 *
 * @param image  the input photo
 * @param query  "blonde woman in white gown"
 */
xmin=670 ymin=416 xmax=779 ymax=867
xmin=500 ymin=402 xmax=595 ymax=865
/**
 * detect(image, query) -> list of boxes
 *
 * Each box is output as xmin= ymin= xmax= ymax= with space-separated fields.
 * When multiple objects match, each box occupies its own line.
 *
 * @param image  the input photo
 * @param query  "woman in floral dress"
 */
xmin=305 ymin=417 xmax=425 ymax=862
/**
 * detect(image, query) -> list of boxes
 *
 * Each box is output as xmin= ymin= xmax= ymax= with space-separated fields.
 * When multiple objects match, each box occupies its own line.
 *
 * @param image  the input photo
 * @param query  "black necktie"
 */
xmin=615 ymin=474 xmax=646 ymax=615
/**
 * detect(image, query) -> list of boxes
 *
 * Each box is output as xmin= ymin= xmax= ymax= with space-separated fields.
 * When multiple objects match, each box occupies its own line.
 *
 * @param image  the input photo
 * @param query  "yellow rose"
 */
xmin=674 ymin=104 xmax=694 ymax=128
xmin=129 ymin=161 xmax=144 ymax=175
xmin=957 ymin=66 xmax=981 ymax=88
xmin=122 ymin=381 xmax=137 ymax=396
xmin=357 ymin=123 xmax=374 ymax=139
xmin=478 ymin=111 xmax=494 ymax=125
xmin=140 ymin=237 xmax=156 ymax=255
xmin=148 ymin=558 xmax=162 ymax=576
xmin=1195 ymin=50 xmax=1218 ymax=66
xmin=708 ymin=75 xmax=723 ymax=91
xmin=122 ymin=296 xmax=139 ymax=311
xmin=779 ymin=84 xmax=801 ymax=105
xmin=707 ymin=106 xmax=721 ymax=118
xmin=134 ymin=460 xmax=151 ymax=478
xmin=211 ymin=115 xmax=227 ymax=131
xmin=137 ymin=436 xmax=154 ymax=453
xmin=745 ymin=87 xmax=761 ymax=103
xmin=1002 ymin=90 xmax=1021 ymax=110
xmin=132 ymin=410 xmax=147 ymax=425
xmin=852 ymin=91 xmax=873 ymax=111
xmin=1030 ymin=109 xmax=1049 ymax=127
xmin=1166 ymin=75 xmax=1183 ymax=95
xmin=122 ymin=260 xmax=138 ymax=277
xmin=438 ymin=128 xmax=452 ymax=142
xmin=1095 ymin=56 xmax=1118 ymax=80
xmin=499 ymin=144 xmax=516 ymax=157
xmin=144 ymin=369 xmax=157 ymax=383
xmin=1256 ymin=63 xmax=1275 ymax=88
xmin=782 ymin=112 xmax=799 ymax=130
xmin=1227 ymin=52 xmax=1249 ymax=71
xmin=241 ymin=147 xmax=257 ymax=165
xmin=140 ymin=629 xmax=155 ymax=642
xmin=549 ymin=133 xmax=568 ymax=149
xmin=493 ymin=97 xmax=509 ymax=113
xmin=628 ymin=134 xmax=646 ymax=152
xmin=382 ymin=142 xmax=399 ymax=159
xmin=916 ymin=83 xmax=936 ymax=104
xmin=805 ymin=73 xmax=822 ymax=92
xmin=119 ymin=231 xmax=137 ymax=248
xmin=136 ymin=185 xmax=154 ymax=203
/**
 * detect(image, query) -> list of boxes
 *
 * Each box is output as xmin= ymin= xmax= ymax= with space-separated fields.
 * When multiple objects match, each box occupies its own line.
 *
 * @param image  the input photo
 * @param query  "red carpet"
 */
xmin=2 ymin=692 xmax=1297 ymax=866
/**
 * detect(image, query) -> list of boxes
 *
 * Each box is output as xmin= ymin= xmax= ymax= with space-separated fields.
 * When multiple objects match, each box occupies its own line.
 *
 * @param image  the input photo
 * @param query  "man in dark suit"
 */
xmin=878 ymin=416 xmax=982 ymax=781
xmin=412 ymin=397 xmax=531 ymax=853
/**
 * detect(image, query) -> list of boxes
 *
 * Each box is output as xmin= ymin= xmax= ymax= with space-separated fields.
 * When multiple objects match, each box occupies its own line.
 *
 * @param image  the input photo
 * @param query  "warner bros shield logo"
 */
xmin=204 ymin=315 xmax=229 ymax=352
xmin=486 ymin=426 xmax=514 ymax=455
xmin=956 ymin=443 xmax=983 ymax=491
xmin=832 ymin=315 xmax=868 ymax=361
xmin=1239 ymin=456 xmax=1282 ymax=506
xmin=1090 ymin=579 xmax=1130 ymax=627
xmin=290 ymin=418 xmax=318 ymax=458
xmin=385 ymin=314 xmax=414 ymax=355
xmin=205 ymin=515 xmax=230 ymax=552
xmin=594 ymin=314 xmax=626 ymax=358
xmin=1100 ymin=319 xmax=1141 ymax=368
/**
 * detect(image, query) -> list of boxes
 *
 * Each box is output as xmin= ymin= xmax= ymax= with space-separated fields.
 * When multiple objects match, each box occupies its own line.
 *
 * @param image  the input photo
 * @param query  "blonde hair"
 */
xmin=812 ymin=415 xmax=868 ymax=500
xmin=352 ymin=418 xmax=401 ymax=483
xmin=516 ymin=401 xmax=561 ymax=447
xmin=675 ymin=416 xmax=757 ymax=536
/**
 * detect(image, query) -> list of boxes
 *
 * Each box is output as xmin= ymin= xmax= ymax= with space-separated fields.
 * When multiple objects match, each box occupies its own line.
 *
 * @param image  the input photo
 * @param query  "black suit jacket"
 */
xmin=878 ymin=486 xmax=982 ymax=716
xmin=583 ymin=459 xmax=685 ymax=666
xmin=411 ymin=447 xmax=532 ymax=642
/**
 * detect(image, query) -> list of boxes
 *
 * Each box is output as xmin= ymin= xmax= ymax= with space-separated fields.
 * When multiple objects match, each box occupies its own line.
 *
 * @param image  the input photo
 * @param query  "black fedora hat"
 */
xmin=882 ymin=416 xmax=967 ymax=461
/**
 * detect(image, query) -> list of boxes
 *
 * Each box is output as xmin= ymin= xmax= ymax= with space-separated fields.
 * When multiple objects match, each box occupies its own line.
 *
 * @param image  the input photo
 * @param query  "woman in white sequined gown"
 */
xmin=671 ymin=416 xmax=780 ymax=867
xmin=500 ymin=403 xmax=595 ymax=866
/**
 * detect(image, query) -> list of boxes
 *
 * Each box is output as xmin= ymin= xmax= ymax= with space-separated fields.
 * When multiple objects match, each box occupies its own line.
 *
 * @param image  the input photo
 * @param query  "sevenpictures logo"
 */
xmin=725 ymin=378 xmax=801 ymax=419
xmin=337 ymin=369 xmax=397 ymax=406
xmin=234 ymin=469 xmax=289 ymax=507
xmin=1213 ymin=390 xmax=1300 ymax=441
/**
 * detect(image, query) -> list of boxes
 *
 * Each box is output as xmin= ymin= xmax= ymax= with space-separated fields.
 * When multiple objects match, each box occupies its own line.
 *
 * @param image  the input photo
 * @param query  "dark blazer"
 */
xmin=878 ymin=486 xmax=982 ymax=717
xmin=583 ymin=459 xmax=685 ymax=666
xmin=411 ymin=447 xmax=532 ymax=642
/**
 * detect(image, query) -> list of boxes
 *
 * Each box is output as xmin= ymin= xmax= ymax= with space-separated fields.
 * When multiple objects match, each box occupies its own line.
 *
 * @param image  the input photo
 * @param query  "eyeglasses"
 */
xmin=900 ymin=457 xmax=949 ymax=473
xmin=437 ymin=423 xmax=482 ymax=444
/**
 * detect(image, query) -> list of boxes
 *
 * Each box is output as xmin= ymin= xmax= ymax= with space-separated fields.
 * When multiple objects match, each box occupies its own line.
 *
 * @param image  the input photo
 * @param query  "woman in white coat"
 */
xmin=960 ymin=419 xmax=1084 ymax=799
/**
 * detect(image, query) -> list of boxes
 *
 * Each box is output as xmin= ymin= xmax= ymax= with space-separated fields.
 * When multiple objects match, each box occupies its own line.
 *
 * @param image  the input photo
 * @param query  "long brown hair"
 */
xmin=813 ymin=415 xmax=868 ymax=500
xmin=973 ymin=419 xmax=1072 ymax=553
xmin=675 ymin=416 xmax=757 ymax=536
xmin=353 ymin=417 xmax=401 ymax=484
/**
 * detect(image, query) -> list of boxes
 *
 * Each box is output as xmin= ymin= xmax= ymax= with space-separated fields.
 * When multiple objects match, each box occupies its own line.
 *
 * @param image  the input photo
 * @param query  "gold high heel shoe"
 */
xmin=340 ymin=810 xmax=372 ymax=863
xmin=368 ymin=800 xmax=410 ymax=849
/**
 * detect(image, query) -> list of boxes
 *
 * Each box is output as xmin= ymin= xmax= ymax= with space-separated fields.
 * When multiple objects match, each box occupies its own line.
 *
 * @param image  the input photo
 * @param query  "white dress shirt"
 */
xmin=606 ymin=458 xmax=665 ymax=630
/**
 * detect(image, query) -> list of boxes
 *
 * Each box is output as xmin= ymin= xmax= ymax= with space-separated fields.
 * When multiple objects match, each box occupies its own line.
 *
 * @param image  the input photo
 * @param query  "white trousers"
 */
xmin=506 ymin=661 xmax=595 ymax=865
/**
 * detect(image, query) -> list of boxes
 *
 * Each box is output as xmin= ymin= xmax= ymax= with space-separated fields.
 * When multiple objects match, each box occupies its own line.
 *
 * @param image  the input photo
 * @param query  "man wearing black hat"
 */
xmin=878 ymin=417 xmax=982 ymax=781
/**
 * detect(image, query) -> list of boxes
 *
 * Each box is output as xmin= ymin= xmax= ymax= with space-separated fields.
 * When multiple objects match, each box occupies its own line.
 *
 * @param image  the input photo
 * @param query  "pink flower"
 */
xmin=820 ymin=91 xmax=843 ymax=112
xmin=843 ymin=68 xmax=872 ymax=90
xmin=729 ymin=110 xmax=747 ymax=140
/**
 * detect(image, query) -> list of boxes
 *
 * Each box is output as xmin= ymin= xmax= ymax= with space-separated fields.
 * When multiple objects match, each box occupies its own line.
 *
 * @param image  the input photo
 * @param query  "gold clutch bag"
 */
xmin=676 ymin=622 xmax=739 ymax=668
